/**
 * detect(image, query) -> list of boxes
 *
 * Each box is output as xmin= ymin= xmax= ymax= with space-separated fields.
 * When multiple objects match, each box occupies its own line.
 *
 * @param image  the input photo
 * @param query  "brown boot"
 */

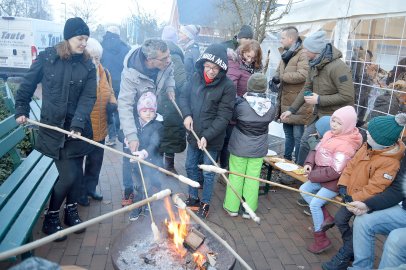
xmin=307 ymin=231 xmax=332 ymax=254
xmin=321 ymin=206 xmax=335 ymax=231
xmin=164 ymin=154 xmax=178 ymax=174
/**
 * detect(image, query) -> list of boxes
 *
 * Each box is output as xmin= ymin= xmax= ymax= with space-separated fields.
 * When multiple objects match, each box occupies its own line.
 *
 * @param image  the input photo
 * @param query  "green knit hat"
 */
xmin=368 ymin=114 xmax=406 ymax=146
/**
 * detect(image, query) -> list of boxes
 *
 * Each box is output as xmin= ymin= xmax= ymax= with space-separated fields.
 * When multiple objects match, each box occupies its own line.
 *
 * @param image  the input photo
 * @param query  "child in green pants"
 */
xmin=223 ymin=73 xmax=276 ymax=218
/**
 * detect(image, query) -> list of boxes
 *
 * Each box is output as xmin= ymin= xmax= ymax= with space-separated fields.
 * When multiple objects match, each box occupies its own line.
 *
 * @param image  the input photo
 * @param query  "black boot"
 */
xmin=42 ymin=210 xmax=67 ymax=242
xmin=322 ymin=248 xmax=352 ymax=270
xmin=164 ymin=154 xmax=178 ymax=174
xmin=64 ymin=203 xmax=86 ymax=234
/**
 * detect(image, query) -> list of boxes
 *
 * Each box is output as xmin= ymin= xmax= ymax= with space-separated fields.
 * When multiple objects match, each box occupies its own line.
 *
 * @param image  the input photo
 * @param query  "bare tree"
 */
xmin=69 ymin=0 xmax=99 ymax=26
xmin=217 ymin=0 xmax=292 ymax=43
xmin=0 ymin=0 xmax=50 ymax=19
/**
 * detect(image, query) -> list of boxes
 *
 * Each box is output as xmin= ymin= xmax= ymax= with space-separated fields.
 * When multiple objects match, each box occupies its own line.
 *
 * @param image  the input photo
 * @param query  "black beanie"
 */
xmin=237 ymin=25 xmax=254 ymax=39
xmin=196 ymin=43 xmax=228 ymax=72
xmin=63 ymin=17 xmax=90 ymax=40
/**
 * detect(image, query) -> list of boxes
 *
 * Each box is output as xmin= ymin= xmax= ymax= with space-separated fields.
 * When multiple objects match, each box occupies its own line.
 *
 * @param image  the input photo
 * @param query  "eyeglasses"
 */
xmin=203 ymin=64 xmax=220 ymax=72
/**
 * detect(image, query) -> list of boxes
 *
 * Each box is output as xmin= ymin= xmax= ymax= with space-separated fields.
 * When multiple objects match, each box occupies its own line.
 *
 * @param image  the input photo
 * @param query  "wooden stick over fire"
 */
xmin=172 ymin=194 xmax=254 ymax=270
xmin=199 ymin=165 xmax=351 ymax=208
xmin=169 ymin=99 xmax=261 ymax=224
xmin=136 ymin=161 xmax=160 ymax=242
xmin=0 ymin=189 xmax=172 ymax=261
xmin=25 ymin=118 xmax=200 ymax=188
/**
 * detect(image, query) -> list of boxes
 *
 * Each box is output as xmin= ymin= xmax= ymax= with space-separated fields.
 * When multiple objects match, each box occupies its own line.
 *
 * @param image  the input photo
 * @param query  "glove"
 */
xmin=343 ymin=194 xmax=353 ymax=203
xmin=338 ymin=185 xmax=347 ymax=197
xmin=272 ymin=76 xmax=280 ymax=85
xmin=133 ymin=149 xmax=148 ymax=160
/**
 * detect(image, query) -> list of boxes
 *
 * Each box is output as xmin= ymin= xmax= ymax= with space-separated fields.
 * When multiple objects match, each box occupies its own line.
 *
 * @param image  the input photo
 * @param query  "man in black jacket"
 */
xmin=179 ymin=43 xmax=236 ymax=219
xmin=326 ymin=157 xmax=406 ymax=270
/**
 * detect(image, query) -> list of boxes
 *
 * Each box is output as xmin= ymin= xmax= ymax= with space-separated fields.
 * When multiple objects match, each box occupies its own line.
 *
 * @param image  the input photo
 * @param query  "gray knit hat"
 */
xmin=180 ymin=25 xmax=200 ymax=40
xmin=303 ymin=31 xmax=327 ymax=53
xmin=247 ymin=73 xmax=267 ymax=93
xmin=237 ymin=25 xmax=254 ymax=39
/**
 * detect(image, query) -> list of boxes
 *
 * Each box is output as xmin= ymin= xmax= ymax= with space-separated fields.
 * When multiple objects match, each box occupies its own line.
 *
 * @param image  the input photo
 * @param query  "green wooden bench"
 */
xmin=0 ymin=110 xmax=58 ymax=261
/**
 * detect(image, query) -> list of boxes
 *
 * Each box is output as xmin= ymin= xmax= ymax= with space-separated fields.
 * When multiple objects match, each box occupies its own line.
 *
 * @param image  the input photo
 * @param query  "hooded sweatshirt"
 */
xmin=178 ymin=44 xmax=236 ymax=151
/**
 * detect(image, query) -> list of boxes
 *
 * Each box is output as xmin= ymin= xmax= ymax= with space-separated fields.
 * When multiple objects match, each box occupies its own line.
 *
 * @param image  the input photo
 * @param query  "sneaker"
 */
xmin=303 ymin=207 xmax=311 ymax=216
xmin=185 ymin=196 xmax=200 ymax=211
xmin=297 ymin=198 xmax=309 ymax=207
xmin=321 ymin=249 xmax=352 ymax=270
xmin=242 ymin=212 xmax=251 ymax=219
xmin=105 ymin=139 xmax=116 ymax=146
xmin=197 ymin=203 xmax=210 ymax=219
xmin=122 ymin=189 xmax=134 ymax=207
xmin=223 ymin=206 xmax=238 ymax=217
xmin=129 ymin=208 xmax=143 ymax=221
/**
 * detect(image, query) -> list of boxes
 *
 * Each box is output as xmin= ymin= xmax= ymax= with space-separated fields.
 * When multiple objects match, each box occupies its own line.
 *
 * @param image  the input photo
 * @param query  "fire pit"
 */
xmin=111 ymin=199 xmax=236 ymax=270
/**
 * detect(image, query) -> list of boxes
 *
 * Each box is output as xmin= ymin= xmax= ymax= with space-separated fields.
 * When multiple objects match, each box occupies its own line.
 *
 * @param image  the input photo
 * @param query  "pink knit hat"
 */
xmin=331 ymin=106 xmax=357 ymax=134
xmin=137 ymin=92 xmax=157 ymax=113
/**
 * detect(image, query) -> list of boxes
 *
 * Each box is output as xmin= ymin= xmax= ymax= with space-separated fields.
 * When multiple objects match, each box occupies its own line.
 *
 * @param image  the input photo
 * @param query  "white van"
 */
xmin=0 ymin=16 xmax=63 ymax=78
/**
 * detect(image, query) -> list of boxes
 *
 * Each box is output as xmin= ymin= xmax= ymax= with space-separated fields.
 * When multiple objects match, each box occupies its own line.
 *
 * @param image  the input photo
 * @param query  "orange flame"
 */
xmin=164 ymin=197 xmax=190 ymax=257
xmin=192 ymin=251 xmax=206 ymax=268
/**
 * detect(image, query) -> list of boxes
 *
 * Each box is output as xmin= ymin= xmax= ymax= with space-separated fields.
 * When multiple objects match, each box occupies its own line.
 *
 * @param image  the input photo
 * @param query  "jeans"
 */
xmin=335 ymin=206 xmax=355 ymax=258
xmin=350 ymin=205 xmax=406 ymax=269
xmin=185 ymin=145 xmax=218 ymax=204
xmin=283 ymin=123 xmax=304 ymax=162
xmin=122 ymin=145 xmax=134 ymax=192
xmin=81 ymin=139 xmax=105 ymax=195
xmin=107 ymin=111 xmax=120 ymax=140
xmin=297 ymin=121 xmax=317 ymax=165
xmin=299 ymin=181 xmax=338 ymax=231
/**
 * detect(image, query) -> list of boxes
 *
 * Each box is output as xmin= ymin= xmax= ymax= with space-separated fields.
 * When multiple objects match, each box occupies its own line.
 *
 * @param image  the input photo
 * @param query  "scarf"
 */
xmin=281 ymin=38 xmax=302 ymax=64
xmin=309 ymin=45 xmax=329 ymax=67
xmin=203 ymin=71 xmax=214 ymax=85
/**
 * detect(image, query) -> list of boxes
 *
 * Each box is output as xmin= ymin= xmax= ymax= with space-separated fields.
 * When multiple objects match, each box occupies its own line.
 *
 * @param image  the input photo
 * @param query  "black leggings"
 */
xmin=49 ymin=155 xmax=84 ymax=211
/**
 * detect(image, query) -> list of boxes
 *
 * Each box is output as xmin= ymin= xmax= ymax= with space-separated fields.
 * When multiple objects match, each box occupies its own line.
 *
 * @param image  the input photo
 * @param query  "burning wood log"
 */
xmin=25 ymin=118 xmax=200 ymax=188
xmin=184 ymin=228 xmax=205 ymax=251
xmin=172 ymin=194 xmax=254 ymax=270
xmin=198 ymin=164 xmax=351 ymax=208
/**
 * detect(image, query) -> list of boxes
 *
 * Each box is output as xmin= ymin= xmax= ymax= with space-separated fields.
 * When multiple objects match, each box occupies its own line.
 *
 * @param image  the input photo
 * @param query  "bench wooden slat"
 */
xmin=0 ymin=151 xmax=42 ymax=209
xmin=0 ymin=156 xmax=53 ymax=242
xmin=0 ymin=164 xmax=59 ymax=255
xmin=0 ymin=126 xmax=25 ymax=157
xmin=0 ymin=115 xmax=18 ymax=138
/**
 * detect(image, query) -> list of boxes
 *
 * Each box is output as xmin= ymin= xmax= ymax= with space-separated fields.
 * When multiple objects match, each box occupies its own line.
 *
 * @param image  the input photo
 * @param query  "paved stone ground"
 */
xmin=1 ymin=141 xmax=384 ymax=270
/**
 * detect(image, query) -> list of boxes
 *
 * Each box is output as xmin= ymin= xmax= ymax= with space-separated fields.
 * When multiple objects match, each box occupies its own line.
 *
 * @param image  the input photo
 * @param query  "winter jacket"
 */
xmin=90 ymin=65 xmax=117 ymax=142
xmin=228 ymin=95 xmax=275 ymax=158
xmin=363 ymin=156 xmax=406 ymax=212
xmin=275 ymin=43 xmax=311 ymax=125
xmin=179 ymin=44 xmax=236 ymax=151
xmin=226 ymin=49 xmax=259 ymax=97
xmin=338 ymin=140 xmax=406 ymax=201
xmin=118 ymin=47 xmax=175 ymax=143
xmin=101 ymin=31 xmax=130 ymax=97
xmin=183 ymin=42 xmax=200 ymax=82
xmin=289 ymin=44 xmax=354 ymax=124
xmin=136 ymin=118 xmax=164 ymax=167
xmin=15 ymin=46 xmax=97 ymax=160
xmin=304 ymin=129 xmax=363 ymax=192
xmin=158 ymin=41 xmax=186 ymax=154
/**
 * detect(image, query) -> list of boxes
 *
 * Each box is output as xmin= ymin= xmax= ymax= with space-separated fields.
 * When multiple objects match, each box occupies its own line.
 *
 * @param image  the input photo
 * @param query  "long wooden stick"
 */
xmin=172 ymin=194 xmax=253 ymax=270
xmin=199 ymin=165 xmax=350 ymax=208
xmin=136 ymin=161 xmax=160 ymax=241
xmin=170 ymin=99 xmax=260 ymax=223
xmin=0 ymin=189 xmax=171 ymax=261
xmin=25 ymin=118 xmax=199 ymax=188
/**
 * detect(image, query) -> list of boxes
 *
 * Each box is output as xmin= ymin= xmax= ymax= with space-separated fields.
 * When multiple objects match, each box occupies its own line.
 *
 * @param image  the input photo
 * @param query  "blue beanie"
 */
xmin=303 ymin=31 xmax=327 ymax=54
xmin=368 ymin=114 xmax=406 ymax=146
xmin=315 ymin=116 xmax=331 ymax=138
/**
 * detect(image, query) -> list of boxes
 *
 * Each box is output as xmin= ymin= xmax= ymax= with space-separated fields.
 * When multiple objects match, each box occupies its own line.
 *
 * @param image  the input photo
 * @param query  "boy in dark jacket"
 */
xmin=126 ymin=92 xmax=163 ymax=221
xmin=179 ymin=44 xmax=236 ymax=218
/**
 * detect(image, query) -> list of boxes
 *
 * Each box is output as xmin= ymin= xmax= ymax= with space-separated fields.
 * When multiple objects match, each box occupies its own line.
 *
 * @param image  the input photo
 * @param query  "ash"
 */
xmin=117 ymin=234 xmax=195 ymax=270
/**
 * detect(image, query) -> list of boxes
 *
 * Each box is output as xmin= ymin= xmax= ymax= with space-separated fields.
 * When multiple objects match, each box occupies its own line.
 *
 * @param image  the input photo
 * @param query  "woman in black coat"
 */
xmin=15 ymin=17 xmax=96 ymax=241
